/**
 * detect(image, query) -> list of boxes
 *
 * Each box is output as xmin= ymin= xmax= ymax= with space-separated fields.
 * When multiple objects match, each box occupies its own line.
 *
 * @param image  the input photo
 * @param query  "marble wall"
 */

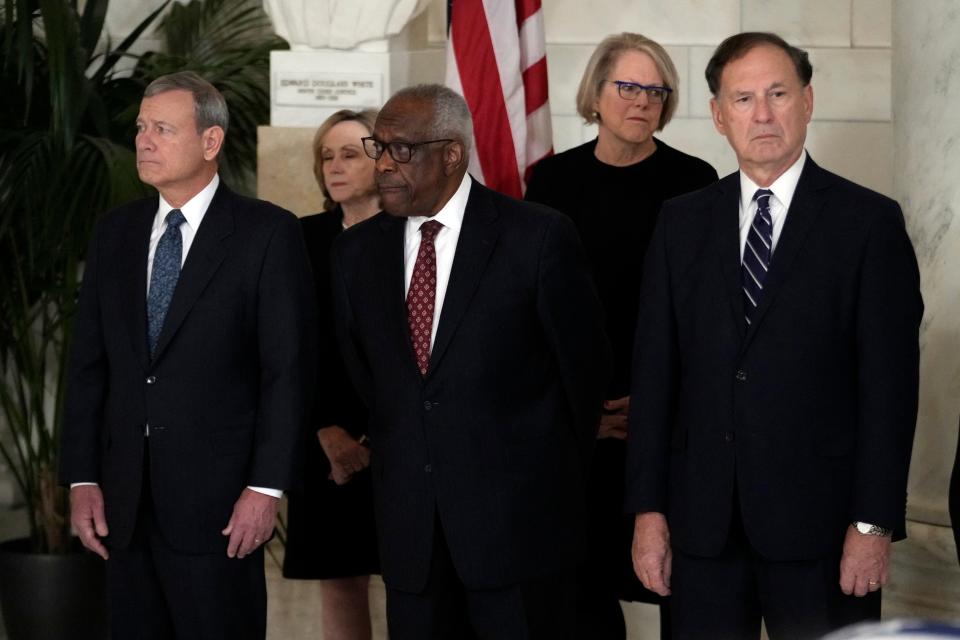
xmin=892 ymin=0 xmax=960 ymax=529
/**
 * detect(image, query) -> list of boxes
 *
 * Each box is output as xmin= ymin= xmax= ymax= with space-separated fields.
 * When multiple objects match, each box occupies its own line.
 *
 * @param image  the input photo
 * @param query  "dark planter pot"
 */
xmin=0 ymin=538 xmax=108 ymax=640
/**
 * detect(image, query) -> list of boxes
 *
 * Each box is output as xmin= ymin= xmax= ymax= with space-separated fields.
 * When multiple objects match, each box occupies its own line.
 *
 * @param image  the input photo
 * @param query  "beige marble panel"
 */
xmin=426 ymin=0 xmax=447 ymax=45
xmin=390 ymin=48 xmax=446 ymax=89
xmin=853 ymin=0 xmax=893 ymax=47
xmin=542 ymin=0 xmax=739 ymax=46
xmin=551 ymin=115 xmax=595 ymax=153
xmin=808 ymin=48 xmax=892 ymax=122
xmin=742 ymin=0 xmax=852 ymax=47
xmin=688 ymin=46 xmax=716 ymax=118
xmin=805 ymin=121 xmax=893 ymax=197
xmin=658 ymin=117 xmax=739 ymax=176
xmin=546 ymin=45 xmax=595 ymax=116
xmin=667 ymin=46 xmax=692 ymax=119
xmin=893 ymin=0 xmax=960 ymax=527
xmin=257 ymin=126 xmax=326 ymax=218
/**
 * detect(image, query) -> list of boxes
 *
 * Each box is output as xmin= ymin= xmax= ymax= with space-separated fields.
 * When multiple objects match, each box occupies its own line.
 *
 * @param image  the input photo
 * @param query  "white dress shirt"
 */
xmin=738 ymin=150 xmax=807 ymax=260
xmin=74 ymin=173 xmax=280 ymax=499
xmin=145 ymin=174 xmax=219 ymax=290
xmin=402 ymin=173 xmax=472 ymax=349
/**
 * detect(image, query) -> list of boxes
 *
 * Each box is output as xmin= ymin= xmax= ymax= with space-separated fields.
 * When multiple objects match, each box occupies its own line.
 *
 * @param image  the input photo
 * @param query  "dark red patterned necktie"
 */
xmin=407 ymin=220 xmax=443 ymax=376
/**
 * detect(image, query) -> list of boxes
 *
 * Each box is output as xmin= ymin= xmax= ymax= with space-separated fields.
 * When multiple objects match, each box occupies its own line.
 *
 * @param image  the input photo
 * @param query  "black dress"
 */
xmin=282 ymin=207 xmax=380 ymax=580
xmin=525 ymin=137 xmax=717 ymax=637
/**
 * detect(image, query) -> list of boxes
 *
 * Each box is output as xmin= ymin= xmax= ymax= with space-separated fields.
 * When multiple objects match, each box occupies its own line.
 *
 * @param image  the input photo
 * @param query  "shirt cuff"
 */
xmin=248 ymin=486 xmax=283 ymax=499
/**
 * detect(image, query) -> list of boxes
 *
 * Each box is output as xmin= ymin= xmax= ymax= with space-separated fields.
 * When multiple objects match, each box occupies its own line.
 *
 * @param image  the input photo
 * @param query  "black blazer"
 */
xmin=625 ymin=157 xmax=923 ymax=561
xmin=60 ymin=183 xmax=316 ymax=554
xmin=300 ymin=208 xmax=367 ymax=442
xmin=331 ymin=179 xmax=611 ymax=592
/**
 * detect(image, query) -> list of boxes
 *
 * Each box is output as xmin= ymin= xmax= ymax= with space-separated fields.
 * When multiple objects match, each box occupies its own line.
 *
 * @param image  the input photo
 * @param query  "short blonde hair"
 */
xmin=311 ymin=109 xmax=378 ymax=209
xmin=575 ymin=33 xmax=679 ymax=131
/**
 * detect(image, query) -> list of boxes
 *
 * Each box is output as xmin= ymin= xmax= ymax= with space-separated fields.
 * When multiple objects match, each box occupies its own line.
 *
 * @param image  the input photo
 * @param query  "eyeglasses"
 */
xmin=361 ymin=136 xmax=454 ymax=163
xmin=608 ymin=80 xmax=672 ymax=104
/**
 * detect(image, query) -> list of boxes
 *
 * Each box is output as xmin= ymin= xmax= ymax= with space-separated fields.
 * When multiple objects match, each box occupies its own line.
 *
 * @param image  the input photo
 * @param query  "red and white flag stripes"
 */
xmin=445 ymin=0 xmax=553 ymax=199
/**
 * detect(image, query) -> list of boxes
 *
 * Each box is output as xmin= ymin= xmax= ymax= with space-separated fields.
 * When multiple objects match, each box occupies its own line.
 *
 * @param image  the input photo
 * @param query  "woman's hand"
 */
xmin=317 ymin=426 xmax=371 ymax=485
xmin=598 ymin=395 xmax=630 ymax=440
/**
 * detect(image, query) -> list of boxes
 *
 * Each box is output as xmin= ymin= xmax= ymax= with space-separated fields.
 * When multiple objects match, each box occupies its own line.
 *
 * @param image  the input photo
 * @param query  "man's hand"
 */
xmin=839 ymin=525 xmax=891 ymax=596
xmin=598 ymin=396 xmax=630 ymax=440
xmin=632 ymin=511 xmax=672 ymax=596
xmin=70 ymin=485 xmax=109 ymax=560
xmin=222 ymin=488 xmax=279 ymax=559
xmin=318 ymin=426 xmax=371 ymax=485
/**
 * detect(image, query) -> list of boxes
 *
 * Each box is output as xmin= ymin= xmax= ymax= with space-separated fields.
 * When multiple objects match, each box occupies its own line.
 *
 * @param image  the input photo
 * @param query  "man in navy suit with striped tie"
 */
xmin=626 ymin=33 xmax=923 ymax=639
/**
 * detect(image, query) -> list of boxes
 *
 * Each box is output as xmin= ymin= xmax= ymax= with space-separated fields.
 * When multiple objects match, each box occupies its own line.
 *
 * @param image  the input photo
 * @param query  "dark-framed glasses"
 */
xmin=608 ymin=80 xmax=672 ymax=104
xmin=361 ymin=136 xmax=454 ymax=163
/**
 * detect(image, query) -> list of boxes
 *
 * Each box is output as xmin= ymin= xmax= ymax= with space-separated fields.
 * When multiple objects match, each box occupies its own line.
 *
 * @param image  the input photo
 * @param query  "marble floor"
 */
xmin=2 ymin=506 xmax=959 ymax=639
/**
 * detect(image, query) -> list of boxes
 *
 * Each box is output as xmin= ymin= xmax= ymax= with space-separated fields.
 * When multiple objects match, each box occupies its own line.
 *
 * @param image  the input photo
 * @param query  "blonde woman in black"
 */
xmin=526 ymin=33 xmax=717 ymax=639
xmin=283 ymin=109 xmax=381 ymax=640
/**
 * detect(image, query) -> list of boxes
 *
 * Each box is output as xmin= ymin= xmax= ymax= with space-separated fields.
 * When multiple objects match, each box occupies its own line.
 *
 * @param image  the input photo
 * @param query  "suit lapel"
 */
xmin=373 ymin=212 xmax=418 ymax=374
xmin=427 ymin=182 xmax=499 ymax=377
xmin=714 ymin=174 xmax=748 ymax=341
xmin=742 ymin=156 xmax=831 ymax=350
xmin=120 ymin=201 xmax=156 ymax=368
xmin=150 ymin=184 xmax=232 ymax=363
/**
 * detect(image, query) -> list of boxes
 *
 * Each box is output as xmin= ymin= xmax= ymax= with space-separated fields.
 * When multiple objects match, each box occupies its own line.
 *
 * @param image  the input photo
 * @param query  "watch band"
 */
xmin=852 ymin=521 xmax=892 ymax=537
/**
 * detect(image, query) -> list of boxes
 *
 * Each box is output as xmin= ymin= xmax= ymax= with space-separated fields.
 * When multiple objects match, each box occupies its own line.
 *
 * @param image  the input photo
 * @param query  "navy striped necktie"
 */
xmin=742 ymin=189 xmax=774 ymax=326
xmin=147 ymin=209 xmax=186 ymax=356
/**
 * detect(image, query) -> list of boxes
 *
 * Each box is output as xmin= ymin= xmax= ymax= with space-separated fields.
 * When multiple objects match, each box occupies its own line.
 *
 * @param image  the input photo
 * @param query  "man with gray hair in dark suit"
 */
xmin=627 ymin=33 xmax=922 ymax=639
xmin=61 ymin=71 xmax=315 ymax=639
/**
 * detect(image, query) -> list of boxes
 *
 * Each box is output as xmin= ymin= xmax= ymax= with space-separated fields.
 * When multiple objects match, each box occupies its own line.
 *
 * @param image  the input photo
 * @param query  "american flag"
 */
xmin=445 ymin=0 xmax=553 ymax=199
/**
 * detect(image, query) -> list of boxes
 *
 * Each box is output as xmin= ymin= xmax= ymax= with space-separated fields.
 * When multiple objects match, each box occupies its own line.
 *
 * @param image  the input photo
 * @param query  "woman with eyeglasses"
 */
xmin=525 ymin=33 xmax=718 ymax=640
xmin=282 ymin=109 xmax=381 ymax=640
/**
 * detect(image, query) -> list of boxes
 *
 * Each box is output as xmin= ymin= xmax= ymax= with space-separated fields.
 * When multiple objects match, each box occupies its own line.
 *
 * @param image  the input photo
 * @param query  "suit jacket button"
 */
xmin=724 ymin=431 xmax=735 ymax=443
xmin=735 ymin=370 xmax=747 ymax=382
xmin=423 ymin=400 xmax=432 ymax=411
xmin=145 ymin=376 xmax=157 ymax=385
xmin=424 ymin=464 xmax=432 ymax=473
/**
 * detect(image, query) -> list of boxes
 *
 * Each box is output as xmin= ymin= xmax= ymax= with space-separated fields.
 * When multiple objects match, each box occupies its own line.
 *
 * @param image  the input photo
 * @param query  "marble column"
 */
xmin=886 ymin=0 xmax=960 ymax=619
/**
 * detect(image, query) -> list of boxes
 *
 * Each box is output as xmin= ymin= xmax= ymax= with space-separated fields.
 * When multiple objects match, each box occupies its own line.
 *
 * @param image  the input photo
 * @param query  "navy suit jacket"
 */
xmin=60 ymin=183 xmax=316 ymax=554
xmin=331 ymin=179 xmax=611 ymax=592
xmin=625 ymin=157 xmax=923 ymax=561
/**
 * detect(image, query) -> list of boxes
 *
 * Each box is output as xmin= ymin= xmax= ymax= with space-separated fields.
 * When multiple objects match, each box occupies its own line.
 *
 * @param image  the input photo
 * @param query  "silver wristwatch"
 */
xmin=852 ymin=521 xmax=892 ymax=537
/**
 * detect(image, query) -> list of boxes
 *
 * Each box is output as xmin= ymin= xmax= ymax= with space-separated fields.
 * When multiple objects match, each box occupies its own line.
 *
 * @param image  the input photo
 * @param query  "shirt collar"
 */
xmin=158 ymin=173 xmax=220 ymax=229
xmin=739 ymin=150 xmax=806 ymax=213
xmin=405 ymin=172 xmax=472 ymax=234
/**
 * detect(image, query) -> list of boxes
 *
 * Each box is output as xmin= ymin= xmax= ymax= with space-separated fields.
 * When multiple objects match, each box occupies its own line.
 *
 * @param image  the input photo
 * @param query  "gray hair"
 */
xmin=389 ymin=84 xmax=473 ymax=155
xmin=144 ymin=70 xmax=230 ymax=134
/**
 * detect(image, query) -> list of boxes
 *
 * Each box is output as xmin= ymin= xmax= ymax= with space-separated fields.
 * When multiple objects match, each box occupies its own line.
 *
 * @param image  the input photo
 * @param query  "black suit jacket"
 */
xmin=60 ymin=182 xmax=316 ymax=554
xmin=625 ymin=157 xmax=922 ymax=561
xmin=331 ymin=179 xmax=610 ymax=592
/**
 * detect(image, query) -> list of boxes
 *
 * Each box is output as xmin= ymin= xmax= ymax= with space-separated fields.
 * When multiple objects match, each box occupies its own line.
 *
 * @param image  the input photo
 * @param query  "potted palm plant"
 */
xmin=0 ymin=0 xmax=284 ymax=636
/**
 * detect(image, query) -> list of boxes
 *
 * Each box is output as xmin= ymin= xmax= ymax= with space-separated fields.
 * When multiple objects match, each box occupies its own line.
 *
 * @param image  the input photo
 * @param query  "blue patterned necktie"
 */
xmin=147 ymin=209 xmax=186 ymax=356
xmin=742 ymin=189 xmax=774 ymax=326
